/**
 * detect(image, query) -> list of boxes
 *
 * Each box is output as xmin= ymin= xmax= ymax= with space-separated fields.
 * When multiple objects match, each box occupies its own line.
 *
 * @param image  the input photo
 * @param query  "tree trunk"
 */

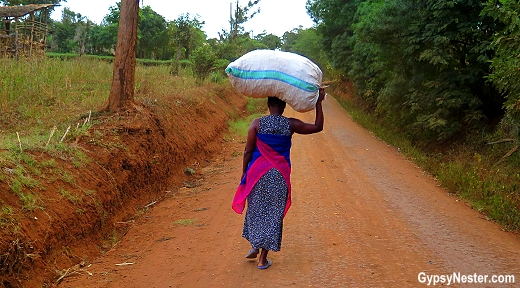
xmin=106 ymin=0 xmax=139 ymax=111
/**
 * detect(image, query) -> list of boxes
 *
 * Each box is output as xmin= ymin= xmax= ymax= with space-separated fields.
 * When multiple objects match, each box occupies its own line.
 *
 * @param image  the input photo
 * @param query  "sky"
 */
xmin=51 ymin=0 xmax=316 ymax=39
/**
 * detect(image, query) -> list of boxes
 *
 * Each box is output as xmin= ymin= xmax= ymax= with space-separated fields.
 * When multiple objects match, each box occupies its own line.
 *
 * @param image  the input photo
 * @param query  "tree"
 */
xmin=50 ymin=8 xmax=94 ymax=55
xmin=307 ymin=0 xmax=363 ymax=72
xmin=98 ymin=2 xmax=124 ymax=55
xmin=170 ymin=13 xmax=205 ymax=61
xmin=484 ymin=0 xmax=520 ymax=139
xmin=192 ymin=45 xmax=216 ymax=84
xmin=87 ymin=22 xmax=116 ymax=55
xmin=211 ymin=33 xmax=266 ymax=62
xmin=359 ymin=0 xmax=500 ymax=139
xmin=309 ymin=0 xmax=504 ymax=141
xmin=51 ymin=8 xmax=82 ymax=53
xmin=281 ymin=27 xmax=324 ymax=68
xmin=255 ymin=33 xmax=281 ymax=50
xmin=228 ymin=0 xmax=261 ymax=43
xmin=137 ymin=6 xmax=169 ymax=59
xmin=107 ymin=0 xmax=139 ymax=112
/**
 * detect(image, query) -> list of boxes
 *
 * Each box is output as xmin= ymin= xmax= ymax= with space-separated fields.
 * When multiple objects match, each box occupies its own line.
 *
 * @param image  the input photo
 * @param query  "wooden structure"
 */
xmin=0 ymin=4 xmax=55 ymax=59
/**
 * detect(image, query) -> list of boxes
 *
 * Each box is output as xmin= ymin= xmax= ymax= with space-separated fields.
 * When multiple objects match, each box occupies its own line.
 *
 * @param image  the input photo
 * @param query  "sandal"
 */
xmin=257 ymin=259 xmax=272 ymax=269
xmin=245 ymin=248 xmax=259 ymax=258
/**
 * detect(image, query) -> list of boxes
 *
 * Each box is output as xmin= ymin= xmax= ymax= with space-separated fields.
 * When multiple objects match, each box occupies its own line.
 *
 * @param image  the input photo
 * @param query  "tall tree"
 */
xmin=107 ymin=0 xmax=139 ymax=112
xmin=170 ymin=13 xmax=205 ymax=61
xmin=98 ymin=2 xmax=123 ymax=54
xmin=51 ymin=8 xmax=82 ymax=53
xmin=87 ymin=22 xmax=116 ymax=55
xmin=228 ymin=0 xmax=261 ymax=43
xmin=307 ymin=0 xmax=363 ymax=72
xmin=51 ymin=8 xmax=92 ymax=54
xmin=137 ymin=5 xmax=168 ymax=59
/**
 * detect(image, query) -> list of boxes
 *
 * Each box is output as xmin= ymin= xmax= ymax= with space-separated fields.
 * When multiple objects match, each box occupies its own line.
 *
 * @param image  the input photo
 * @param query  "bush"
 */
xmin=192 ymin=46 xmax=216 ymax=84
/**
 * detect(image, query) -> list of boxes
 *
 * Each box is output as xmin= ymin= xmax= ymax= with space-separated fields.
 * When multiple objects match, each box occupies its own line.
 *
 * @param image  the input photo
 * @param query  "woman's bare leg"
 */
xmin=258 ymin=248 xmax=269 ymax=267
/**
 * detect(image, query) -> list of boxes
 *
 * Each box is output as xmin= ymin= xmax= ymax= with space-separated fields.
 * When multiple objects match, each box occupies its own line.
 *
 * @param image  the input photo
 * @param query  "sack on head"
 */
xmin=226 ymin=50 xmax=323 ymax=112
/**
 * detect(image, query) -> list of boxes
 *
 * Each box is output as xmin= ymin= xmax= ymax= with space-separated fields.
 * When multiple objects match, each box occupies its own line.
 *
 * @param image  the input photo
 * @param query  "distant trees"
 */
xmin=281 ymin=27 xmax=325 ymax=71
xmin=51 ymin=8 xmax=86 ymax=53
xmin=170 ymin=13 xmax=206 ymax=61
xmin=137 ymin=6 xmax=170 ymax=59
xmin=44 ymin=1 xmax=323 ymax=86
xmin=49 ymin=3 xmax=170 ymax=59
xmin=255 ymin=33 xmax=282 ymax=50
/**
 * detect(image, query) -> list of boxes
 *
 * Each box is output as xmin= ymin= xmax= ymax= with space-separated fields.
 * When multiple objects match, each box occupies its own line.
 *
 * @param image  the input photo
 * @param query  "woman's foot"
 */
xmin=257 ymin=259 xmax=272 ymax=269
xmin=245 ymin=248 xmax=259 ymax=258
xmin=257 ymin=248 xmax=271 ymax=269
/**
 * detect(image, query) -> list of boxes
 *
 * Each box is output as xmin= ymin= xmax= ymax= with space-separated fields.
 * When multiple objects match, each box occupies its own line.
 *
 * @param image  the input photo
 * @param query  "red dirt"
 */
xmin=2 ymin=85 xmax=519 ymax=287
xmin=0 ymin=85 xmax=248 ymax=288
xmin=55 ymin=93 xmax=520 ymax=287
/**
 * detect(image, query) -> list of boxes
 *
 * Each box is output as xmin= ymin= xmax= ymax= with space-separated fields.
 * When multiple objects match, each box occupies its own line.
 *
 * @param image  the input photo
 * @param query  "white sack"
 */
xmin=225 ymin=49 xmax=322 ymax=112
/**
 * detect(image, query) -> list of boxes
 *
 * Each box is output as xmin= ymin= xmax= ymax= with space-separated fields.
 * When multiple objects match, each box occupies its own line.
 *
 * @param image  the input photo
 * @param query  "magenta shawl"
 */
xmin=232 ymin=133 xmax=292 ymax=217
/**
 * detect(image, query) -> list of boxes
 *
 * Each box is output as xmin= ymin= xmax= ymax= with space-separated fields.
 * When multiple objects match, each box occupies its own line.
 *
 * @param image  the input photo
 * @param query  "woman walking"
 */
xmin=232 ymin=89 xmax=325 ymax=269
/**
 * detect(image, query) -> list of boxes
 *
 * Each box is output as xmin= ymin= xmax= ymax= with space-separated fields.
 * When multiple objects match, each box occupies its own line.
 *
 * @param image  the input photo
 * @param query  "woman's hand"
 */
xmin=289 ymin=88 xmax=325 ymax=134
xmin=317 ymin=88 xmax=326 ymax=103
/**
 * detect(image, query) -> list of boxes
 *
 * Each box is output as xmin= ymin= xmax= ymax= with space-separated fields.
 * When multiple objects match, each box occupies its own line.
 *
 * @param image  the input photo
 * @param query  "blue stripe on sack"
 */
xmin=225 ymin=67 xmax=318 ymax=92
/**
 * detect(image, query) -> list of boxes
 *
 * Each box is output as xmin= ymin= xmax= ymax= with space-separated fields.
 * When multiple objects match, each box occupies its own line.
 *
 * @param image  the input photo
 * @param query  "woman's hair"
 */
xmin=268 ymin=96 xmax=286 ymax=108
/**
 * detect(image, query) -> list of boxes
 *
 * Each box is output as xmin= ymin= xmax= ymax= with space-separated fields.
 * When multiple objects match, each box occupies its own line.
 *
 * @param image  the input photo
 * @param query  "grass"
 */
xmin=0 ymin=56 xmax=225 ymax=231
xmin=59 ymin=188 xmax=82 ymax=205
xmin=0 ymin=205 xmax=16 ymax=228
xmin=0 ymin=56 xmax=199 ymax=149
xmin=0 ymin=55 xmax=247 ymax=263
xmin=227 ymin=97 xmax=266 ymax=142
xmin=336 ymin=94 xmax=520 ymax=232
xmin=46 ymin=52 xmax=174 ymax=66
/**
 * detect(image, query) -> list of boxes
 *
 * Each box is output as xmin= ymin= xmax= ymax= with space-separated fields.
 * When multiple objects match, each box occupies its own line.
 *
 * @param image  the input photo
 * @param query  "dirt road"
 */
xmin=60 ymin=96 xmax=520 ymax=287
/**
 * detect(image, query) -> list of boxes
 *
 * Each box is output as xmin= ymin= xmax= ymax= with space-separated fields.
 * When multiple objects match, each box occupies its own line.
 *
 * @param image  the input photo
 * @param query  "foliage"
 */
xmin=308 ymin=0 xmax=504 ymax=141
xmin=49 ymin=3 xmax=175 ymax=60
xmin=192 ymin=45 xmax=217 ymax=84
xmin=214 ymin=58 xmax=231 ymax=76
xmin=307 ymin=0 xmax=363 ymax=72
xmin=137 ymin=6 xmax=171 ymax=59
xmin=42 ymin=0 xmax=326 ymax=79
xmin=210 ymin=34 xmax=267 ymax=62
xmin=50 ymin=8 xmax=89 ymax=54
xmin=255 ymin=33 xmax=282 ymax=50
xmin=170 ymin=13 xmax=206 ymax=61
xmin=281 ymin=27 xmax=327 ymax=74
xmin=484 ymin=0 xmax=520 ymax=140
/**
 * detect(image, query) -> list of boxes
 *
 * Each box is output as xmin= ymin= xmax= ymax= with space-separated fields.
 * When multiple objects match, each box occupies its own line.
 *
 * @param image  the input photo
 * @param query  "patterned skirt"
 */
xmin=242 ymin=168 xmax=288 ymax=251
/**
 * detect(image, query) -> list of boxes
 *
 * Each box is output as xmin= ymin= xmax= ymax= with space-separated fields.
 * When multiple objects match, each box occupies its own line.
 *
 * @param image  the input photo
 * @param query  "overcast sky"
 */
xmin=51 ymin=0 xmax=316 ymax=39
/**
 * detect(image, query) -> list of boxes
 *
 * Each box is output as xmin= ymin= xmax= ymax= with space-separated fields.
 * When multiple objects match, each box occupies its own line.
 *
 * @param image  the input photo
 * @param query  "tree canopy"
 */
xmin=307 ymin=0 xmax=515 ymax=141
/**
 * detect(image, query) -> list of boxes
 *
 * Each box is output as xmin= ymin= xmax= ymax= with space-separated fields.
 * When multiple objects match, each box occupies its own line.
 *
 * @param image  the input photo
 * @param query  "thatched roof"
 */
xmin=0 ymin=4 xmax=56 ymax=18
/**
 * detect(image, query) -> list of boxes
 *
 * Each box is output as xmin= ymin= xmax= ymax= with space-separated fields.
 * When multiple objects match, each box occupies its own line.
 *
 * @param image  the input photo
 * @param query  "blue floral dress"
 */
xmin=242 ymin=115 xmax=291 ymax=251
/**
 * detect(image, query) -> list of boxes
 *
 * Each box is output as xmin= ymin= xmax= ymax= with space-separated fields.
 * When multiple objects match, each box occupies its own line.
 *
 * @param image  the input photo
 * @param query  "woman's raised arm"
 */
xmin=289 ymin=88 xmax=325 ymax=135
